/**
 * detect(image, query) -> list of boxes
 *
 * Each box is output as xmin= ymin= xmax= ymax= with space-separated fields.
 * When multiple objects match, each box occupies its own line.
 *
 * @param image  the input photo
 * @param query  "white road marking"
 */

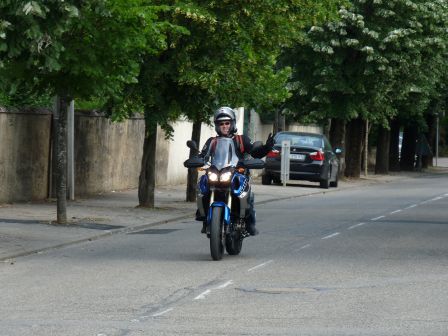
xmin=431 ymin=197 xmax=443 ymax=201
xmin=214 ymin=280 xmax=234 ymax=289
xmin=194 ymin=289 xmax=211 ymax=300
xmin=296 ymin=244 xmax=311 ymax=251
xmin=390 ymin=210 xmax=402 ymax=214
xmin=371 ymin=215 xmax=385 ymax=221
xmin=405 ymin=204 xmax=417 ymax=209
xmin=444 ymin=193 xmax=448 ymax=197
xmin=321 ymin=232 xmax=340 ymax=240
xmin=194 ymin=280 xmax=234 ymax=301
xmin=348 ymin=222 xmax=365 ymax=230
xmin=152 ymin=308 xmax=174 ymax=317
xmin=248 ymin=260 xmax=274 ymax=272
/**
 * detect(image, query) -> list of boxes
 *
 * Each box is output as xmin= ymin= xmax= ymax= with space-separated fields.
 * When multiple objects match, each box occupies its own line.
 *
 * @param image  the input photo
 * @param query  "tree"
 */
xmin=0 ymin=0 xmax=170 ymax=223
xmin=283 ymin=0 xmax=448 ymax=177
xmin=111 ymin=0 xmax=343 ymax=207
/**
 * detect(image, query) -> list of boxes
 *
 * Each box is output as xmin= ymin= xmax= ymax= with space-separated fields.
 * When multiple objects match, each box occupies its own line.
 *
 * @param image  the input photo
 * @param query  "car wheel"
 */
xmin=272 ymin=177 xmax=282 ymax=185
xmin=319 ymin=169 xmax=330 ymax=189
xmin=330 ymin=171 xmax=338 ymax=188
xmin=262 ymin=173 xmax=272 ymax=185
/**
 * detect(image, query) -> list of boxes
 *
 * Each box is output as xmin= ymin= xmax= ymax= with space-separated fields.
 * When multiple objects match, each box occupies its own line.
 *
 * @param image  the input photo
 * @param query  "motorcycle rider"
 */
xmin=195 ymin=106 xmax=275 ymax=236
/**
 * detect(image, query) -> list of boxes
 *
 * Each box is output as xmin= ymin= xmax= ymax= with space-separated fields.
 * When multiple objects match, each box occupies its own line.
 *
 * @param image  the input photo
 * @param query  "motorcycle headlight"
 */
xmin=208 ymin=172 xmax=218 ymax=182
xmin=220 ymin=171 xmax=232 ymax=182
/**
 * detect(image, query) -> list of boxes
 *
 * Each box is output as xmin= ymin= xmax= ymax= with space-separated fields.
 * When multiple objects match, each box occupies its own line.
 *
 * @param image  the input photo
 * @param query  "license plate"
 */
xmin=290 ymin=154 xmax=305 ymax=161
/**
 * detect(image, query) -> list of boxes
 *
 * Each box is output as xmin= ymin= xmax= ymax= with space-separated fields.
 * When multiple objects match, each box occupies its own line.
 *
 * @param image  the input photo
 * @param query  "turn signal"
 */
xmin=310 ymin=151 xmax=324 ymax=161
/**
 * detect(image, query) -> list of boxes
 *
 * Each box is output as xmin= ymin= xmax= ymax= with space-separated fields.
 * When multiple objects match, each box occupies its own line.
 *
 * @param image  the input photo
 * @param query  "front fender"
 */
xmin=207 ymin=202 xmax=231 ymax=226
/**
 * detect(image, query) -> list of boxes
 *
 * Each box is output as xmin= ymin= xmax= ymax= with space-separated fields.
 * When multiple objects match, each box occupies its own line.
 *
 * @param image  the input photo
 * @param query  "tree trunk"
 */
xmin=329 ymin=118 xmax=346 ymax=177
xmin=55 ymin=96 xmax=68 ymax=224
xmin=323 ymin=118 xmax=331 ymax=139
xmin=278 ymin=113 xmax=286 ymax=132
xmin=138 ymin=123 xmax=158 ymax=207
xmin=363 ymin=120 xmax=369 ymax=176
xmin=423 ymin=113 xmax=436 ymax=168
xmin=400 ymin=124 xmax=418 ymax=171
xmin=389 ymin=118 xmax=400 ymax=171
xmin=344 ymin=117 xmax=365 ymax=178
xmin=375 ymin=125 xmax=390 ymax=174
xmin=186 ymin=121 xmax=202 ymax=202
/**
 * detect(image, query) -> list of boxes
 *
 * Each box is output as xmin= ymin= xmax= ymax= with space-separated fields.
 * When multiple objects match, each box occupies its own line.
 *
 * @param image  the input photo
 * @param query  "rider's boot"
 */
xmin=196 ymin=209 xmax=207 ymax=233
xmin=247 ymin=222 xmax=259 ymax=236
xmin=201 ymin=221 xmax=207 ymax=234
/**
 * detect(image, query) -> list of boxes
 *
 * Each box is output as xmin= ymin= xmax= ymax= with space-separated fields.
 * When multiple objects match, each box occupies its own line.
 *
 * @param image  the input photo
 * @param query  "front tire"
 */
xmin=225 ymin=230 xmax=243 ymax=255
xmin=210 ymin=207 xmax=224 ymax=261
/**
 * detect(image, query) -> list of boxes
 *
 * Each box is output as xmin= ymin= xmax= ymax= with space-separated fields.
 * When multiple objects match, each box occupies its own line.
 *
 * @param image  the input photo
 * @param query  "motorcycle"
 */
xmin=184 ymin=138 xmax=265 ymax=261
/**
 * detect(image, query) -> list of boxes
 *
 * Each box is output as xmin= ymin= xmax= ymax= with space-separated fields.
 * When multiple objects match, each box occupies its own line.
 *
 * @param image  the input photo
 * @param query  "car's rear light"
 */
xmin=267 ymin=149 xmax=280 ymax=158
xmin=310 ymin=150 xmax=324 ymax=161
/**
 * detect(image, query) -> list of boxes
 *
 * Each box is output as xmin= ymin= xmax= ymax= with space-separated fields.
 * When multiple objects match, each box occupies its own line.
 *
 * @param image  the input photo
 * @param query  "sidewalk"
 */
xmin=0 ymin=168 xmax=446 ymax=262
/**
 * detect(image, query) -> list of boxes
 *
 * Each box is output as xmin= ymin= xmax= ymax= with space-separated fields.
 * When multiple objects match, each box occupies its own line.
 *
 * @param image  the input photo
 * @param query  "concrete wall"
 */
xmin=0 ymin=107 xmax=321 ymax=202
xmin=0 ymin=110 xmax=52 ymax=203
xmin=74 ymin=114 xmax=145 ymax=195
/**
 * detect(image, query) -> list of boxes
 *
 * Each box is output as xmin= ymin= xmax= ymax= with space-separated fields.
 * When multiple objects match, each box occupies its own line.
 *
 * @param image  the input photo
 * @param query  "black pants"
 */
xmin=246 ymin=192 xmax=256 ymax=227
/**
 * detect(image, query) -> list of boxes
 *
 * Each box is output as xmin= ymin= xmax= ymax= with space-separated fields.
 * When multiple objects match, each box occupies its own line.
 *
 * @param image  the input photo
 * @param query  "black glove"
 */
xmin=265 ymin=133 xmax=275 ymax=149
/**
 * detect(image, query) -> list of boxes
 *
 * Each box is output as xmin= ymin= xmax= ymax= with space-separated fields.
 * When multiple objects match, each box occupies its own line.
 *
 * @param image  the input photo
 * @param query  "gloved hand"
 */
xmin=265 ymin=133 xmax=275 ymax=149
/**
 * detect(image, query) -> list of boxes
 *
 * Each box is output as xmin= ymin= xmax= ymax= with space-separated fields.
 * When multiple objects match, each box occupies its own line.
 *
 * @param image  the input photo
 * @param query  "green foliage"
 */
xmin=110 ymin=0 xmax=343 ymax=137
xmin=0 ymin=79 xmax=53 ymax=108
xmin=0 ymin=0 xmax=172 ymax=102
xmin=284 ymin=0 xmax=448 ymax=128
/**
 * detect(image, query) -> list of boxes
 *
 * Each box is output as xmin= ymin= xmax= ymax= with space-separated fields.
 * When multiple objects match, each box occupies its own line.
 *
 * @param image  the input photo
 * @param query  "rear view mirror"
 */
xmin=187 ymin=140 xmax=198 ymax=152
xmin=184 ymin=157 xmax=204 ymax=168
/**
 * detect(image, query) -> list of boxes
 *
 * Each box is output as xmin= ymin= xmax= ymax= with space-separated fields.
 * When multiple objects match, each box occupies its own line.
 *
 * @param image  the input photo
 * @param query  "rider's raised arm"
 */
xmin=241 ymin=134 xmax=273 ymax=159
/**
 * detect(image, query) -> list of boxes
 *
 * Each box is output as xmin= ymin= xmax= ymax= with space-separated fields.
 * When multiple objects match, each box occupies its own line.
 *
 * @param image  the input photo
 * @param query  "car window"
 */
xmin=275 ymin=134 xmax=323 ymax=148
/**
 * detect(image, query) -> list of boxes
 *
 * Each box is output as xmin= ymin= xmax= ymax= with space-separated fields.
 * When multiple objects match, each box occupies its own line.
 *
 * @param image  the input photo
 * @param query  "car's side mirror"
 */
xmin=334 ymin=148 xmax=343 ymax=154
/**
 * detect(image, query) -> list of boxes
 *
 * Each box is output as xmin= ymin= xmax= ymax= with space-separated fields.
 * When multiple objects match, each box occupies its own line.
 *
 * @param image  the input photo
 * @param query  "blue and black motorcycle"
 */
xmin=184 ymin=138 xmax=265 ymax=261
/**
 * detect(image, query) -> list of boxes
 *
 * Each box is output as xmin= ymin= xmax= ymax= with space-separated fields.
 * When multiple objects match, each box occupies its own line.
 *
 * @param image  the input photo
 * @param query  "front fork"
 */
xmin=206 ymin=189 xmax=232 ymax=235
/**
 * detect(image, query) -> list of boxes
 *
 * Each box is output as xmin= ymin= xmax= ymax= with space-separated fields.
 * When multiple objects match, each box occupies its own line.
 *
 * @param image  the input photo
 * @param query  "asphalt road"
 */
xmin=1 ymin=174 xmax=447 ymax=336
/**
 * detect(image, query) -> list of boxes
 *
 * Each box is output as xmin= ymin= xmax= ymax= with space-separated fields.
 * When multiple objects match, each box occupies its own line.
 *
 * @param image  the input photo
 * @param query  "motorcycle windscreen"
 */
xmin=210 ymin=137 xmax=240 ymax=170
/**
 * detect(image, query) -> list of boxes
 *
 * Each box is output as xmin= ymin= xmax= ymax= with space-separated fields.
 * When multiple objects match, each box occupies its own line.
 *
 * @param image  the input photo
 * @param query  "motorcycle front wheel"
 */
xmin=210 ymin=207 xmax=224 ymax=261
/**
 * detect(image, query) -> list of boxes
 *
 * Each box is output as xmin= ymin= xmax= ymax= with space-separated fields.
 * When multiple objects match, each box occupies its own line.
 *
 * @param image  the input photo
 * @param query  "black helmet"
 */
xmin=214 ymin=106 xmax=237 ymax=136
